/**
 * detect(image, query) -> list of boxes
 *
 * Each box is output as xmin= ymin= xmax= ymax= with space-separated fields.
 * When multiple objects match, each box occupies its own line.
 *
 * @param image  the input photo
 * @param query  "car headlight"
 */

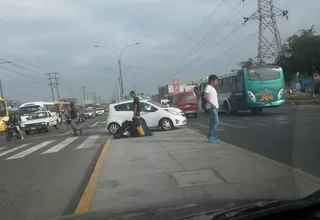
xmin=247 ymin=91 xmax=256 ymax=102
xmin=41 ymin=122 xmax=45 ymax=125
xmin=278 ymin=88 xmax=284 ymax=100
xmin=166 ymin=109 xmax=179 ymax=116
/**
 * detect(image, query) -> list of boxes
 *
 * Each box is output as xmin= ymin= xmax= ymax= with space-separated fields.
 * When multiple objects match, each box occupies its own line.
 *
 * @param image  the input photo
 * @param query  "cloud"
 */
xmin=0 ymin=0 xmax=319 ymax=102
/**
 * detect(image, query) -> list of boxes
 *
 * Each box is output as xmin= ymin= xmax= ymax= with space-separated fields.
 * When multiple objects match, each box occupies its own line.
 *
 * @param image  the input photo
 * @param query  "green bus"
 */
xmin=195 ymin=65 xmax=286 ymax=114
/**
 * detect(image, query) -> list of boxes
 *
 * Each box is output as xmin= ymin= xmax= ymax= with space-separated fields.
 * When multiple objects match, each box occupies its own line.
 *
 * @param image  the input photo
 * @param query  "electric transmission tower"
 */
xmin=244 ymin=0 xmax=288 ymax=64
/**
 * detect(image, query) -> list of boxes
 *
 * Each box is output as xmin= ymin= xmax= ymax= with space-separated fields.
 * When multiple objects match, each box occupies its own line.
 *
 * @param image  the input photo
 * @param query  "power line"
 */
xmin=164 ymin=0 xmax=248 ymax=75
xmin=151 ymin=0 xmax=225 ymax=77
xmin=168 ymin=22 xmax=245 ymax=79
xmin=0 ymin=66 xmax=47 ymax=82
xmin=0 ymin=48 xmax=49 ymax=72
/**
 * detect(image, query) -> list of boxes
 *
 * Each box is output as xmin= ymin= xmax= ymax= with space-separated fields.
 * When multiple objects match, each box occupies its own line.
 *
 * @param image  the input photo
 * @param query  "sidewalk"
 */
xmin=90 ymin=128 xmax=320 ymax=213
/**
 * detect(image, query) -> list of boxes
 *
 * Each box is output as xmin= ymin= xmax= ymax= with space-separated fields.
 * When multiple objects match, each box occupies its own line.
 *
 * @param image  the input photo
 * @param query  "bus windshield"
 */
xmin=248 ymin=66 xmax=281 ymax=81
xmin=0 ymin=100 xmax=6 ymax=117
xmin=20 ymin=105 xmax=43 ymax=116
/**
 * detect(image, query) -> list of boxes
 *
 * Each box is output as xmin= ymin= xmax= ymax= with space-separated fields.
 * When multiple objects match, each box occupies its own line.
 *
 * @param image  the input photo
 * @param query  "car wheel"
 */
xmin=194 ymin=113 xmax=198 ymax=118
xmin=108 ymin=123 xmax=120 ymax=134
xmin=54 ymin=124 xmax=58 ymax=130
xmin=45 ymin=125 xmax=49 ymax=132
xmin=160 ymin=118 xmax=173 ymax=131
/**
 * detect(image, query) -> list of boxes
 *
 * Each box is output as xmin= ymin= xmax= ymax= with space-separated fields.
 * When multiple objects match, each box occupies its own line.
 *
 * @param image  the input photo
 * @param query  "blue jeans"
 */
xmin=208 ymin=108 xmax=219 ymax=137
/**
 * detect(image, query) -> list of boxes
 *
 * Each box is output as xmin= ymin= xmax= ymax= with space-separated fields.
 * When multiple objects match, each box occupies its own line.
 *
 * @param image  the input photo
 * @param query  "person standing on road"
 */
xmin=59 ymin=110 xmax=68 ymax=132
xmin=130 ymin=91 xmax=140 ymax=118
xmin=70 ymin=102 xmax=83 ymax=136
xmin=204 ymin=74 xmax=219 ymax=143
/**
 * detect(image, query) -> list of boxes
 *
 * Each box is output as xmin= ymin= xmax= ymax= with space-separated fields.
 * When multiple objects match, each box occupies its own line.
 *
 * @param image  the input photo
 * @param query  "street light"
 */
xmin=0 ymin=61 xmax=11 ymax=98
xmin=94 ymin=43 xmax=139 ymax=99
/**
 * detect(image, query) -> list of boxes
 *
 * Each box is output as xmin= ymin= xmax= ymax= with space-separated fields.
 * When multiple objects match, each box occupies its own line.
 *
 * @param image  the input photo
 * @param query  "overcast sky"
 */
xmin=0 ymin=0 xmax=318 ymax=103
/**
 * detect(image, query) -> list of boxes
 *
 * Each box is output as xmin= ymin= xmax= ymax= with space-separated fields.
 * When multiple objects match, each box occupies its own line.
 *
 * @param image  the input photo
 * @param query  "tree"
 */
xmin=238 ymin=58 xmax=255 ymax=68
xmin=275 ymin=26 xmax=320 ymax=81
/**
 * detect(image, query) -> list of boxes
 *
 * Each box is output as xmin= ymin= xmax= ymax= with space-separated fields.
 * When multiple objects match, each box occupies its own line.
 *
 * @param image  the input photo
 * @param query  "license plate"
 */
xmin=265 ymin=103 xmax=271 ymax=106
xmin=261 ymin=94 xmax=273 ymax=101
xmin=31 ymin=127 xmax=36 ymax=130
xmin=185 ymin=105 xmax=191 ymax=107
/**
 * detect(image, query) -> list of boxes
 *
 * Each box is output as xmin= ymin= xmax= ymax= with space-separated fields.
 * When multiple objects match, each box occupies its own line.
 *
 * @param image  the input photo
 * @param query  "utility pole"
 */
xmin=244 ymin=0 xmax=288 ymax=63
xmin=47 ymin=73 xmax=55 ymax=101
xmin=52 ymin=72 xmax=60 ymax=101
xmin=81 ymin=87 xmax=86 ymax=106
xmin=93 ymin=92 xmax=97 ymax=105
xmin=115 ymin=82 xmax=119 ymax=102
xmin=0 ymin=79 xmax=4 ymax=98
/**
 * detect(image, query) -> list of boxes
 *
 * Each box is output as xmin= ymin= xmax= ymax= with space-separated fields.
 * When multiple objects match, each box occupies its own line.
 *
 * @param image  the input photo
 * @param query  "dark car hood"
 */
xmin=51 ymin=199 xmax=266 ymax=220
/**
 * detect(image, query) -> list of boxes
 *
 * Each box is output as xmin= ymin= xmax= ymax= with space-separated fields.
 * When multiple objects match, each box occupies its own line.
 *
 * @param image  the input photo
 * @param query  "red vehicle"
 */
xmin=170 ymin=91 xmax=199 ymax=117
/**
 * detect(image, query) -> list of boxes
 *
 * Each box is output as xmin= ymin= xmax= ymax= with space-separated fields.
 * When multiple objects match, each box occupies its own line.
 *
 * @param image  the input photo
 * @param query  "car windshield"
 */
xmin=19 ymin=106 xmax=42 ymax=116
xmin=29 ymin=112 xmax=48 ymax=119
xmin=248 ymin=66 xmax=281 ymax=81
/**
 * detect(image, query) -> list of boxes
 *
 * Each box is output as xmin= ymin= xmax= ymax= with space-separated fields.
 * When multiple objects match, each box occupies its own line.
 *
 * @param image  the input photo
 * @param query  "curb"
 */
xmin=74 ymin=139 xmax=110 ymax=213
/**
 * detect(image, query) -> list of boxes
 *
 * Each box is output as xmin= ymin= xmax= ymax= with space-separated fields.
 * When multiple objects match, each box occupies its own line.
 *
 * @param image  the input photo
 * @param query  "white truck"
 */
xmin=23 ymin=111 xmax=58 ymax=135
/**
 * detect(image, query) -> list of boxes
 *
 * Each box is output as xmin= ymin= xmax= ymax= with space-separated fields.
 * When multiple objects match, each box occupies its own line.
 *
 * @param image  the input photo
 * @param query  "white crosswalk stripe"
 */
xmin=219 ymin=122 xmax=248 ymax=129
xmin=189 ymin=122 xmax=224 ymax=131
xmin=6 ymin=140 xmax=56 ymax=160
xmin=42 ymin=137 xmax=79 ymax=154
xmin=0 ymin=135 xmax=103 ymax=160
xmin=0 ymin=144 xmax=31 ymax=157
xmin=76 ymin=135 xmax=100 ymax=149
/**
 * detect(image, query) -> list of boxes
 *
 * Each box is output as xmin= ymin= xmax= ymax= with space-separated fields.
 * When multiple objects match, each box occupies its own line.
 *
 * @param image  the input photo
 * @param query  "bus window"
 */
xmin=19 ymin=106 xmax=42 ymax=116
xmin=0 ymin=100 xmax=6 ymax=117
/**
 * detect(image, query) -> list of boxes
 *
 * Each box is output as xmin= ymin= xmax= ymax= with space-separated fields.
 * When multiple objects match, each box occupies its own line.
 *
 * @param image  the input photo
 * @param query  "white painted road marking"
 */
xmin=0 ymin=147 xmax=4 ymax=150
xmin=6 ymin=140 xmax=56 ymax=160
xmin=89 ymin=122 xmax=100 ymax=128
xmin=243 ymin=117 xmax=288 ymax=125
xmin=0 ymin=144 xmax=31 ymax=157
xmin=226 ymin=119 xmax=268 ymax=127
xmin=42 ymin=137 xmax=79 ymax=154
xmin=76 ymin=135 xmax=100 ymax=149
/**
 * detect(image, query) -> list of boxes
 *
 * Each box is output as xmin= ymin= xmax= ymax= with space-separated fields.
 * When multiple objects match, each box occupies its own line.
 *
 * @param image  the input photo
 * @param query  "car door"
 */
xmin=139 ymin=102 xmax=159 ymax=127
xmin=47 ymin=112 xmax=54 ymax=126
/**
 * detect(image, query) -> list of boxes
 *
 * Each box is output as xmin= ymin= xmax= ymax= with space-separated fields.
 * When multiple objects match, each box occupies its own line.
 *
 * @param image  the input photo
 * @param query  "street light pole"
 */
xmin=0 ymin=61 xmax=11 ymax=98
xmin=94 ymin=43 xmax=139 ymax=99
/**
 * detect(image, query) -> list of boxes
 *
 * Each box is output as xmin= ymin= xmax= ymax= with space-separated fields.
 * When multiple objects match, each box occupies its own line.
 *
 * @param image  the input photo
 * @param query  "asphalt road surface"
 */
xmin=0 ymin=116 xmax=108 ymax=220
xmin=187 ymin=105 xmax=320 ymax=177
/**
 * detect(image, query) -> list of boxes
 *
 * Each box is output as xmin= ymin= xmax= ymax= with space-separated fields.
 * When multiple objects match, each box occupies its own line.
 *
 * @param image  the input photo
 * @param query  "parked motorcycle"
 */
xmin=4 ymin=121 xmax=22 ymax=141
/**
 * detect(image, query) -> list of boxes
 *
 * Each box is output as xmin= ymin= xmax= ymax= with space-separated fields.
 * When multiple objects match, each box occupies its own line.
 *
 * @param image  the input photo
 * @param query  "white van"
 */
xmin=19 ymin=101 xmax=59 ymax=128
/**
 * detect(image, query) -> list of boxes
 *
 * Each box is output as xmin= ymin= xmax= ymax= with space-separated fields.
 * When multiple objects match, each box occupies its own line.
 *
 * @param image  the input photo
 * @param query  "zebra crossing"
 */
xmin=190 ymin=114 xmax=317 ymax=131
xmin=0 ymin=135 xmax=104 ymax=160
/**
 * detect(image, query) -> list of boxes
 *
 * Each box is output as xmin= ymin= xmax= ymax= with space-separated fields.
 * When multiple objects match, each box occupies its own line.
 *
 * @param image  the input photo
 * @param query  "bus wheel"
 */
xmin=224 ymin=101 xmax=232 ymax=115
xmin=251 ymin=108 xmax=263 ymax=115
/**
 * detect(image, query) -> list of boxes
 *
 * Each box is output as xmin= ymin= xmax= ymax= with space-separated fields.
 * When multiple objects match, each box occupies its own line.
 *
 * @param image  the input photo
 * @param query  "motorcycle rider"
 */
xmin=70 ymin=102 xmax=83 ymax=136
xmin=7 ymin=112 xmax=24 ymax=139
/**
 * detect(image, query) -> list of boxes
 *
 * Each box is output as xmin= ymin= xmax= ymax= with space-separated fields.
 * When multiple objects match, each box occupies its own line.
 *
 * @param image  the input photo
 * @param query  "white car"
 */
xmin=24 ymin=111 xmax=58 ymax=135
xmin=107 ymin=100 xmax=187 ymax=134
xmin=96 ymin=108 xmax=105 ymax=115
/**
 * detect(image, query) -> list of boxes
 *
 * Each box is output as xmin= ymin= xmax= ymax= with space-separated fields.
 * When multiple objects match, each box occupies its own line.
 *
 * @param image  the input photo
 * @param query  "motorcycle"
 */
xmin=4 ymin=121 xmax=22 ymax=141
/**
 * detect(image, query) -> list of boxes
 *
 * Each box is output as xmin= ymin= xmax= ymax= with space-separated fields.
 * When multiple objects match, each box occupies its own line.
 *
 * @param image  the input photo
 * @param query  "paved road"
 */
xmin=0 ymin=116 xmax=109 ymax=220
xmin=187 ymin=105 xmax=320 ymax=177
